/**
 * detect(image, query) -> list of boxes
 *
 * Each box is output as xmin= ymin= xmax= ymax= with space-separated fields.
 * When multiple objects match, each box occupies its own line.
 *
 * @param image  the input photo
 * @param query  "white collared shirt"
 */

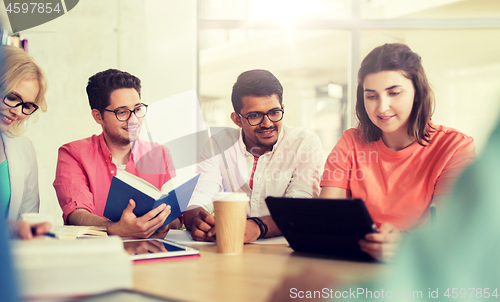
xmin=188 ymin=124 xmax=324 ymax=217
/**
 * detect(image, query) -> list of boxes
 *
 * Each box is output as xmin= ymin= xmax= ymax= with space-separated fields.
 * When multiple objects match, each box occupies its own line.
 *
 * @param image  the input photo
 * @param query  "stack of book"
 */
xmin=1 ymin=30 xmax=28 ymax=52
xmin=11 ymin=236 xmax=132 ymax=299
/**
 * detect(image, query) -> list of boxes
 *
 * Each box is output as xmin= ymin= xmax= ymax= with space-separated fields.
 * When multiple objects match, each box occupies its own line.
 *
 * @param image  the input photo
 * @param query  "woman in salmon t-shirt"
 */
xmin=320 ymin=43 xmax=475 ymax=261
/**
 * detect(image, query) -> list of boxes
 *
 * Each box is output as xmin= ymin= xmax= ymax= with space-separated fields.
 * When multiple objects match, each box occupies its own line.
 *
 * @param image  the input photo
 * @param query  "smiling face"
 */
xmin=363 ymin=70 xmax=415 ymax=140
xmin=231 ymin=94 xmax=283 ymax=156
xmin=93 ymin=88 xmax=143 ymax=147
xmin=0 ymin=78 xmax=40 ymax=133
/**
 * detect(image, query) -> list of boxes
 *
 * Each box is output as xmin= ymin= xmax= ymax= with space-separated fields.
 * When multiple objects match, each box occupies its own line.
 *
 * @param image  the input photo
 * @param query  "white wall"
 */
xmin=6 ymin=0 xmax=197 ymax=224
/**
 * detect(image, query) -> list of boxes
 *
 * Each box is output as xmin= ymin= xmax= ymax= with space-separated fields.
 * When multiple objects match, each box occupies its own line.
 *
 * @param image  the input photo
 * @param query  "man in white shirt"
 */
xmin=185 ymin=69 xmax=323 ymax=243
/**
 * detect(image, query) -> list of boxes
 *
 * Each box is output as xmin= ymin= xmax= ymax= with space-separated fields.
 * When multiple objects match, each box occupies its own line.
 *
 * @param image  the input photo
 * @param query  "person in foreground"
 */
xmin=320 ymin=43 xmax=475 ymax=261
xmin=0 ymin=219 xmax=19 ymax=302
xmin=0 ymin=45 xmax=51 ymax=239
xmin=53 ymin=69 xmax=179 ymax=238
xmin=268 ymin=114 xmax=500 ymax=302
xmin=185 ymin=69 xmax=323 ymax=243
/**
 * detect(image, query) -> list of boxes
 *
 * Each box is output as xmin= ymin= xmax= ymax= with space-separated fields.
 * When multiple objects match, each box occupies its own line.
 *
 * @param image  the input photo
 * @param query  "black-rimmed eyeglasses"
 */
xmin=2 ymin=92 xmax=39 ymax=115
xmin=102 ymin=103 xmax=148 ymax=121
xmin=238 ymin=108 xmax=284 ymax=126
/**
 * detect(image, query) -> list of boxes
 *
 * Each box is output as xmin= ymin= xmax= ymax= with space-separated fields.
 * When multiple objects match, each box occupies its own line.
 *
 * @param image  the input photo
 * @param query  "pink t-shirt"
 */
xmin=54 ymin=133 xmax=176 ymax=222
xmin=320 ymin=124 xmax=475 ymax=230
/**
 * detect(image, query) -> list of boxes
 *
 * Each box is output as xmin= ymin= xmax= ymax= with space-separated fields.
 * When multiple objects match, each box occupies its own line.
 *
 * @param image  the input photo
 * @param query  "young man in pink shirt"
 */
xmin=53 ymin=69 xmax=179 ymax=238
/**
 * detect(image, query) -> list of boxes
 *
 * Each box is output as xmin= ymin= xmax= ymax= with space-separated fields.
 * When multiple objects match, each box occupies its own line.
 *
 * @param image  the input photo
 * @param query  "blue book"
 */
xmin=103 ymin=172 xmax=200 ymax=228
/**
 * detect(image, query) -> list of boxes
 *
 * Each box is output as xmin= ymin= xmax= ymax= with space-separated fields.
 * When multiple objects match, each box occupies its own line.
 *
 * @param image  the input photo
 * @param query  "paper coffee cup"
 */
xmin=213 ymin=192 xmax=248 ymax=254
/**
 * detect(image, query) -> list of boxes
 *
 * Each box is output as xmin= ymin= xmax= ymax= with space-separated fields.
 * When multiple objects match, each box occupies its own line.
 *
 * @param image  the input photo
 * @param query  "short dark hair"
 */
xmin=231 ymin=69 xmax=283 ymax=113
xmin=86 ymin=69 xmax=141 ymax=110
xmin=356 ymin=43 xmax=435 ymax=146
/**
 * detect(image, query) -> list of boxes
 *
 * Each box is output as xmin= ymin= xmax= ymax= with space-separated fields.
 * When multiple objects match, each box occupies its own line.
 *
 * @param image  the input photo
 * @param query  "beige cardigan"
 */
xmin=1 ymin=132 xmax=39 ymax=220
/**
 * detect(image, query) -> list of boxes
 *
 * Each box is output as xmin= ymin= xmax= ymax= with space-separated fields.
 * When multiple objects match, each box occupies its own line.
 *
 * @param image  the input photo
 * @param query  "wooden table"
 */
xmin=133 ymin=242 xmax=382 ymax=302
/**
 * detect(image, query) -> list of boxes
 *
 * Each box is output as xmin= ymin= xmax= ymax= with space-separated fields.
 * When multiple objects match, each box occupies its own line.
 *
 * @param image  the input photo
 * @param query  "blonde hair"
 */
xmin=1 ymin=45 xmax=47 ymax=137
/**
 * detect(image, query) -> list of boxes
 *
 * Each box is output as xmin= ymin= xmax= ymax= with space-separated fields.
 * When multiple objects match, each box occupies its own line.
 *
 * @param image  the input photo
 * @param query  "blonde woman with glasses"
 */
xmin=0 ymin=45 xmax=50 ymax=239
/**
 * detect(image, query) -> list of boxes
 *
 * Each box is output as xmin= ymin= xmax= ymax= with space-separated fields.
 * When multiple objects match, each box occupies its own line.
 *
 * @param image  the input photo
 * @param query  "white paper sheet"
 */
xmin=164 ymin=230 xmax=289 ymax=245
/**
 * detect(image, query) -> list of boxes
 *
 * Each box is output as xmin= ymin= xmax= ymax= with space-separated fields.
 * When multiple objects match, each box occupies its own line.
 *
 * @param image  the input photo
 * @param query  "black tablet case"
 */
xmin=266 ymin=197 xmax=377 ymax=261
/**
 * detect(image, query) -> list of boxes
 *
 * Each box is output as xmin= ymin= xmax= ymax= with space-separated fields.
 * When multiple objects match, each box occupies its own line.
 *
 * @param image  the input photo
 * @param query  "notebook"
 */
xmin=265 ymin=197 xmax=377 ymax=261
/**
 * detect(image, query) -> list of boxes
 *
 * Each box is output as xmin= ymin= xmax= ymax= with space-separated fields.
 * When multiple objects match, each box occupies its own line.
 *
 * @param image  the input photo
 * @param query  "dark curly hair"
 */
xmin=86 ymin=69 xmax=141 ymax=110
xmin=231 ymin=69 xmax=283 ymax=113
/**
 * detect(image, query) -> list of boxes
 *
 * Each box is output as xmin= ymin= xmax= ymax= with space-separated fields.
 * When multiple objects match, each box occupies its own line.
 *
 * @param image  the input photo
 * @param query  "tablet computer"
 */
xmin=123 ymin=238 xmax=199 ymax=261
xmin=265 ymin=197 xmax=377 ymax=261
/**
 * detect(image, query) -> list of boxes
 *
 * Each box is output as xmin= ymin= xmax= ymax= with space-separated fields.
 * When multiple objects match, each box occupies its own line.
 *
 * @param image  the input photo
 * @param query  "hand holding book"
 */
xmin=107 ymin=199 xmax=172 ymax=238
xmin=104 ymin=172 xmax=200 ymax=238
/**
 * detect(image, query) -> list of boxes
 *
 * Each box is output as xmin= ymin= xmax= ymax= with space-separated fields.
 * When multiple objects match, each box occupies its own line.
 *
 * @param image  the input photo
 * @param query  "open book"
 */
xmin=12 ymin=236 xmax=132 ymax=298
xmin=103 ymin=172 xmax=200 ymax=228
xmin=50 ymin=225 xmax=108 ymax=239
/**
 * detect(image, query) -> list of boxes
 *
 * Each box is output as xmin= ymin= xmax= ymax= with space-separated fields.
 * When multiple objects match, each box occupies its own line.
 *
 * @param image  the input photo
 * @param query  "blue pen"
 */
xmin=31 ymin=226 xmax=58 ymax=238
